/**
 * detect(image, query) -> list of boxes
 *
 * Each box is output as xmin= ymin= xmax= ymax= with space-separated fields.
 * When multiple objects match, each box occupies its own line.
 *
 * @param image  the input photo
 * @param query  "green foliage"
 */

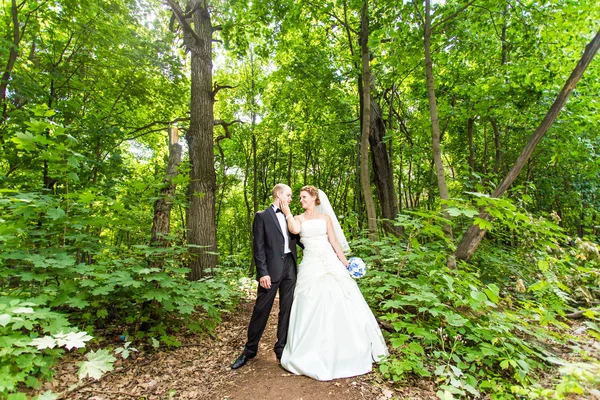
xmin=0 ymin=297 xmax=89 ymax=398
xmin=355 ymin=205 xmax=599 ymax=399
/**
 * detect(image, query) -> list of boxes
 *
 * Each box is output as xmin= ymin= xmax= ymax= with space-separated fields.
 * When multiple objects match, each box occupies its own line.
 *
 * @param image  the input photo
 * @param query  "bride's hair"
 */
xmin=301 ymin=185 xmax=321 ymax=205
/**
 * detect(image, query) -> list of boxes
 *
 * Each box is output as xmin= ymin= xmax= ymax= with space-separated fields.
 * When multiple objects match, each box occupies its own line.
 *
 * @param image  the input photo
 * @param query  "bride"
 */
xmin=277 ymin=185 xmax=388 ymax=381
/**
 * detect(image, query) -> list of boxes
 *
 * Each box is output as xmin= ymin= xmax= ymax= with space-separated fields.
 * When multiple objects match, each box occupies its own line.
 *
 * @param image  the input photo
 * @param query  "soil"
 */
xmin=40 ymin=297 xmax=435 ymax=400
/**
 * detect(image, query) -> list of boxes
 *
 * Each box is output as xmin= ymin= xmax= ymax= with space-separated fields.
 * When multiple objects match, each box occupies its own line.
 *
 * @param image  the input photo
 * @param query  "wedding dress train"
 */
xmin=280 ymin=219 xmax=388 ymax=381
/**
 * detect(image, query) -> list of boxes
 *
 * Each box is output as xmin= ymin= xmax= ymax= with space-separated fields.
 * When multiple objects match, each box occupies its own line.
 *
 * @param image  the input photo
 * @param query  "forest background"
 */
xmin=1 ymin=0 xmax=599 ymax=399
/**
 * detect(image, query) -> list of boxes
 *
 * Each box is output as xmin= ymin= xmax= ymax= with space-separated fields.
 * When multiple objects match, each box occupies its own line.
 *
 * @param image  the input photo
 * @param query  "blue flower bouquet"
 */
xmin=347 ymin=257 xmax=366 ymax=278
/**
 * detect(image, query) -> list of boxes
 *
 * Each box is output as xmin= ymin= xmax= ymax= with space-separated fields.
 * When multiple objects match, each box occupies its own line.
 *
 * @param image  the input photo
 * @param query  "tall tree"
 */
xmin=167 ymin=0 xmax=218 ymax=279
xmin=360 ymin=0 xmax=378 ymax=241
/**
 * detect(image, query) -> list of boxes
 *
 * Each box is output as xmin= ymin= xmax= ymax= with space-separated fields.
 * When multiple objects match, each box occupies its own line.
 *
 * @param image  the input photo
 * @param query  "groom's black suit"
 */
xmin=243 ymin=205 xmax=300 ymax=359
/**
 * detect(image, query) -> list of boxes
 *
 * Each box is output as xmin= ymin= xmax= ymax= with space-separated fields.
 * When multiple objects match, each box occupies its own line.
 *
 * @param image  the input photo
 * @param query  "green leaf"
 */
xmin=473 ymin=217 xmax=493 ymax=231
xmin=7 ymin=393 xmax=28 ymax=400
xmin=78 ymin=349 xmax=115 ymax=380
xmin=446 ymin=207 xmax=462 ymax=217
xmin=445 ymin=313 xmax=468 ymax=327
xmin=484 ymin=284 xmax=500 ymax=304
xmin=46 ymin=208 xmax=66 ymax=220
xmin=379 ymin=363 xmax=389 ymax=374
xmin=470 ymin=290 xmax=487 ymax=303
xmin=143 ymin=290 xmax=170 ymax=302
xmin=11 ymin=131 xmax=37 ymax=150
xmin=0 ymin=313 xmax=11 ymax=326
xmin=462 ymin=208 xmax=479 ymax=218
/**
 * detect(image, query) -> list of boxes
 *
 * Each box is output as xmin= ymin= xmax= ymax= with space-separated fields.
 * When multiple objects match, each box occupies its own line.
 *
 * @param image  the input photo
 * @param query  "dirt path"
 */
xmin=43 ymin=297 xmax=419 ymax=400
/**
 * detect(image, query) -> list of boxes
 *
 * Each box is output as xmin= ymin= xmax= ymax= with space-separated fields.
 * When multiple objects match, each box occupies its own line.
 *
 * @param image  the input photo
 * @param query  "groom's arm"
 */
xmin=253 ymin=212 xmax=269 ymax=280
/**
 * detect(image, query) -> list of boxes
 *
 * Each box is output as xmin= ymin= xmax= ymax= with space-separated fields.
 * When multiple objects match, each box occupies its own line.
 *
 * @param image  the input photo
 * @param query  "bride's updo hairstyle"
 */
xmin=301 ymin=185 xmax=321 ymax=206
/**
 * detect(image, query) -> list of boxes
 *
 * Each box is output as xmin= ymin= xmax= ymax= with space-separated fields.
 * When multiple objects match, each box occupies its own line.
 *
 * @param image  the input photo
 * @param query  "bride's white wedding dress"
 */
xmin=280 ymin=219 xmax=389 ymax=381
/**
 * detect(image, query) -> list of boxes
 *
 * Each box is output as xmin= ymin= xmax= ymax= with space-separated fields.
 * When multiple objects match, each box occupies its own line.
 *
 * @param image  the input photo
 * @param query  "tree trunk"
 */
xmin=423 ymin=0 xmax=452 ymax=239
xmin=423 ymin=1 xmax=449 ymax=201
xmin=369 ymin=98 xmax=402 ymax=235
xmin=249 ymin=51 xmax=258 ymax=276
xmin=1 ymin=0 xmax=21 ymax=125
xmin=150 ymin=127 xmax=183 ymax=268
xmin=287 ymin=143 xmax=292 ymax=186
xmin=467 ymin=117 xmax=475 ymax=173
xmin=490 ymin=117 xmax=502 ymax=174
xmin=455 ymin=28 xmax=600 ymax=262
xmin=360 ymin=0 xmax=378 ymax=242
xmin=168 ymin=0 xmax=218 ymax=280
xmin=354 ymin=139 xmax=363 ymax=230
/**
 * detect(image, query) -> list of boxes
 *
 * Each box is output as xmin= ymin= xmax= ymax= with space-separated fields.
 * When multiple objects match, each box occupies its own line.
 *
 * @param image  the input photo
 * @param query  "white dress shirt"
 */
xmin=272 ymin=204 xmax=291 ymax=254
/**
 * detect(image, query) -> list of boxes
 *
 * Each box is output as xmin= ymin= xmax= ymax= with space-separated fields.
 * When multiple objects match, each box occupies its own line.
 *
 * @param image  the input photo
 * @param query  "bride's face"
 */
xmin=299 ymin=191 xmax=316 ymax=209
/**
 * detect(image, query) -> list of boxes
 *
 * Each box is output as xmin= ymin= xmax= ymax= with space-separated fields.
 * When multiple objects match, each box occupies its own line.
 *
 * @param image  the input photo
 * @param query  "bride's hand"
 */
xmin=278 ymin=196 xmax=291 ymax=216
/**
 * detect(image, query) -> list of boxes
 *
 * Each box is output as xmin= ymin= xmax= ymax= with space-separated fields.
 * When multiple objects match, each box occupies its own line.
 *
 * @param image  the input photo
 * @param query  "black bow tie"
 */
xmin=275 ymin=208 xmax=283 ymax=214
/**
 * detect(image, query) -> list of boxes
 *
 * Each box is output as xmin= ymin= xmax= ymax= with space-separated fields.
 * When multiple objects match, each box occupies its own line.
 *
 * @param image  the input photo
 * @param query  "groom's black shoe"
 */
xmin=231 ymin=353 xmax=253 ymax=370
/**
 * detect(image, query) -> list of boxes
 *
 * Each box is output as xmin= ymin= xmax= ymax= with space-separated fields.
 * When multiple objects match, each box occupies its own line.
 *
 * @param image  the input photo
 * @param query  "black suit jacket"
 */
xmin=253 ymin=207 xmax=300 ymax=282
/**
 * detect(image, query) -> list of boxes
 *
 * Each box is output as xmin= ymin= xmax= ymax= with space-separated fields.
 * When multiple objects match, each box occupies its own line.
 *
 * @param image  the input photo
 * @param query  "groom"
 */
xmin=232 ymin=183 xmax=300 ymax=369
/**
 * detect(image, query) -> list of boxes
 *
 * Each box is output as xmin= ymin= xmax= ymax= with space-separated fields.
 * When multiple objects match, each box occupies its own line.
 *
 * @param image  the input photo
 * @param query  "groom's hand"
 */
xmin=259 ymin=275 xmax=272 ymax=289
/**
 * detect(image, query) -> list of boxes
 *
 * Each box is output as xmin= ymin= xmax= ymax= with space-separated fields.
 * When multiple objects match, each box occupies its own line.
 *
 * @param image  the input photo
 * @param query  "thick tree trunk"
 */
xmin=150 ymin=127 xmax=183 ymax=268
xmin=184 ymin=1 xmax=217 ymax=280
xmin=369 ymin=98 xmax=402 ymax=236
xmin=456 ymin=28 xmax=600 ymax=262
xmin=360 ymin=0 xmax=378 ymax=242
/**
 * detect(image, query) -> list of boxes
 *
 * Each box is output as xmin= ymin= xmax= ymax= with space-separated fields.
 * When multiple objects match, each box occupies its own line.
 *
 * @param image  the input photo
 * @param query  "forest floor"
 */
xmin=41 ymin=295 xmax=437 ymax=400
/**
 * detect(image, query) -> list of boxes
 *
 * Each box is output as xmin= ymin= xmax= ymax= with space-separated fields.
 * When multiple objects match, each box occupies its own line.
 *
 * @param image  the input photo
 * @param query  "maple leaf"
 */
xmin=30 ymin=335 xmax=57 ymax=350
xmin=78 ymin=349 xmax=116 ymax=380
xmin=54 ymin=331 xmax=93 ymax=350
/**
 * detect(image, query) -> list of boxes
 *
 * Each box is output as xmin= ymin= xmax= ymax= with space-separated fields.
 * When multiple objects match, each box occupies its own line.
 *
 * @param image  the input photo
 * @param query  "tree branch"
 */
xmin=432 ymin=0 xmax=477 ymax=33
xmin=212 ymin=82 xmax=236 ymax=98
xmin=214 ymin=119 xmax=242 ymax=165
xmin=184 ymin=1 xmax=201 ymax=18
xmin=411 ymin=0 xmax=425 ymax=26
xmin=214 ymin=119 xmax=242 ymax=142
xmin=165 ymin=0 xmax=203 ymax=47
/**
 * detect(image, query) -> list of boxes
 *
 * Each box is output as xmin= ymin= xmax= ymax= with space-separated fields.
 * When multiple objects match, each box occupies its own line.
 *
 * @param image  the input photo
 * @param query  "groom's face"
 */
xmin=280 ymin=186 xmax=292 ymax=206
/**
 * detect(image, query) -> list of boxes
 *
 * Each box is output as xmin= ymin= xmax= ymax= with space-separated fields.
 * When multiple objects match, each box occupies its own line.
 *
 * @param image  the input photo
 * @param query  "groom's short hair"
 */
xmin=272 ymin=183 xmax=289 ymax=199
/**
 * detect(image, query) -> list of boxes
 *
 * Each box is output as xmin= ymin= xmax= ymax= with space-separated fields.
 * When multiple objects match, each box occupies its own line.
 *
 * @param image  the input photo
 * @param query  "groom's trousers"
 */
xmin=244 ymin=253 xmax=296 ymax=359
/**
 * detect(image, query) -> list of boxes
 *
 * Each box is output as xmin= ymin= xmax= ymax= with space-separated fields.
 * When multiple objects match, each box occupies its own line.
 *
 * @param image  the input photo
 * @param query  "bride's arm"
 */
xmin=286 ymin=215 xmax=301 ymax=234
xmin=324 ymin=215 xmax=348 ymax=267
